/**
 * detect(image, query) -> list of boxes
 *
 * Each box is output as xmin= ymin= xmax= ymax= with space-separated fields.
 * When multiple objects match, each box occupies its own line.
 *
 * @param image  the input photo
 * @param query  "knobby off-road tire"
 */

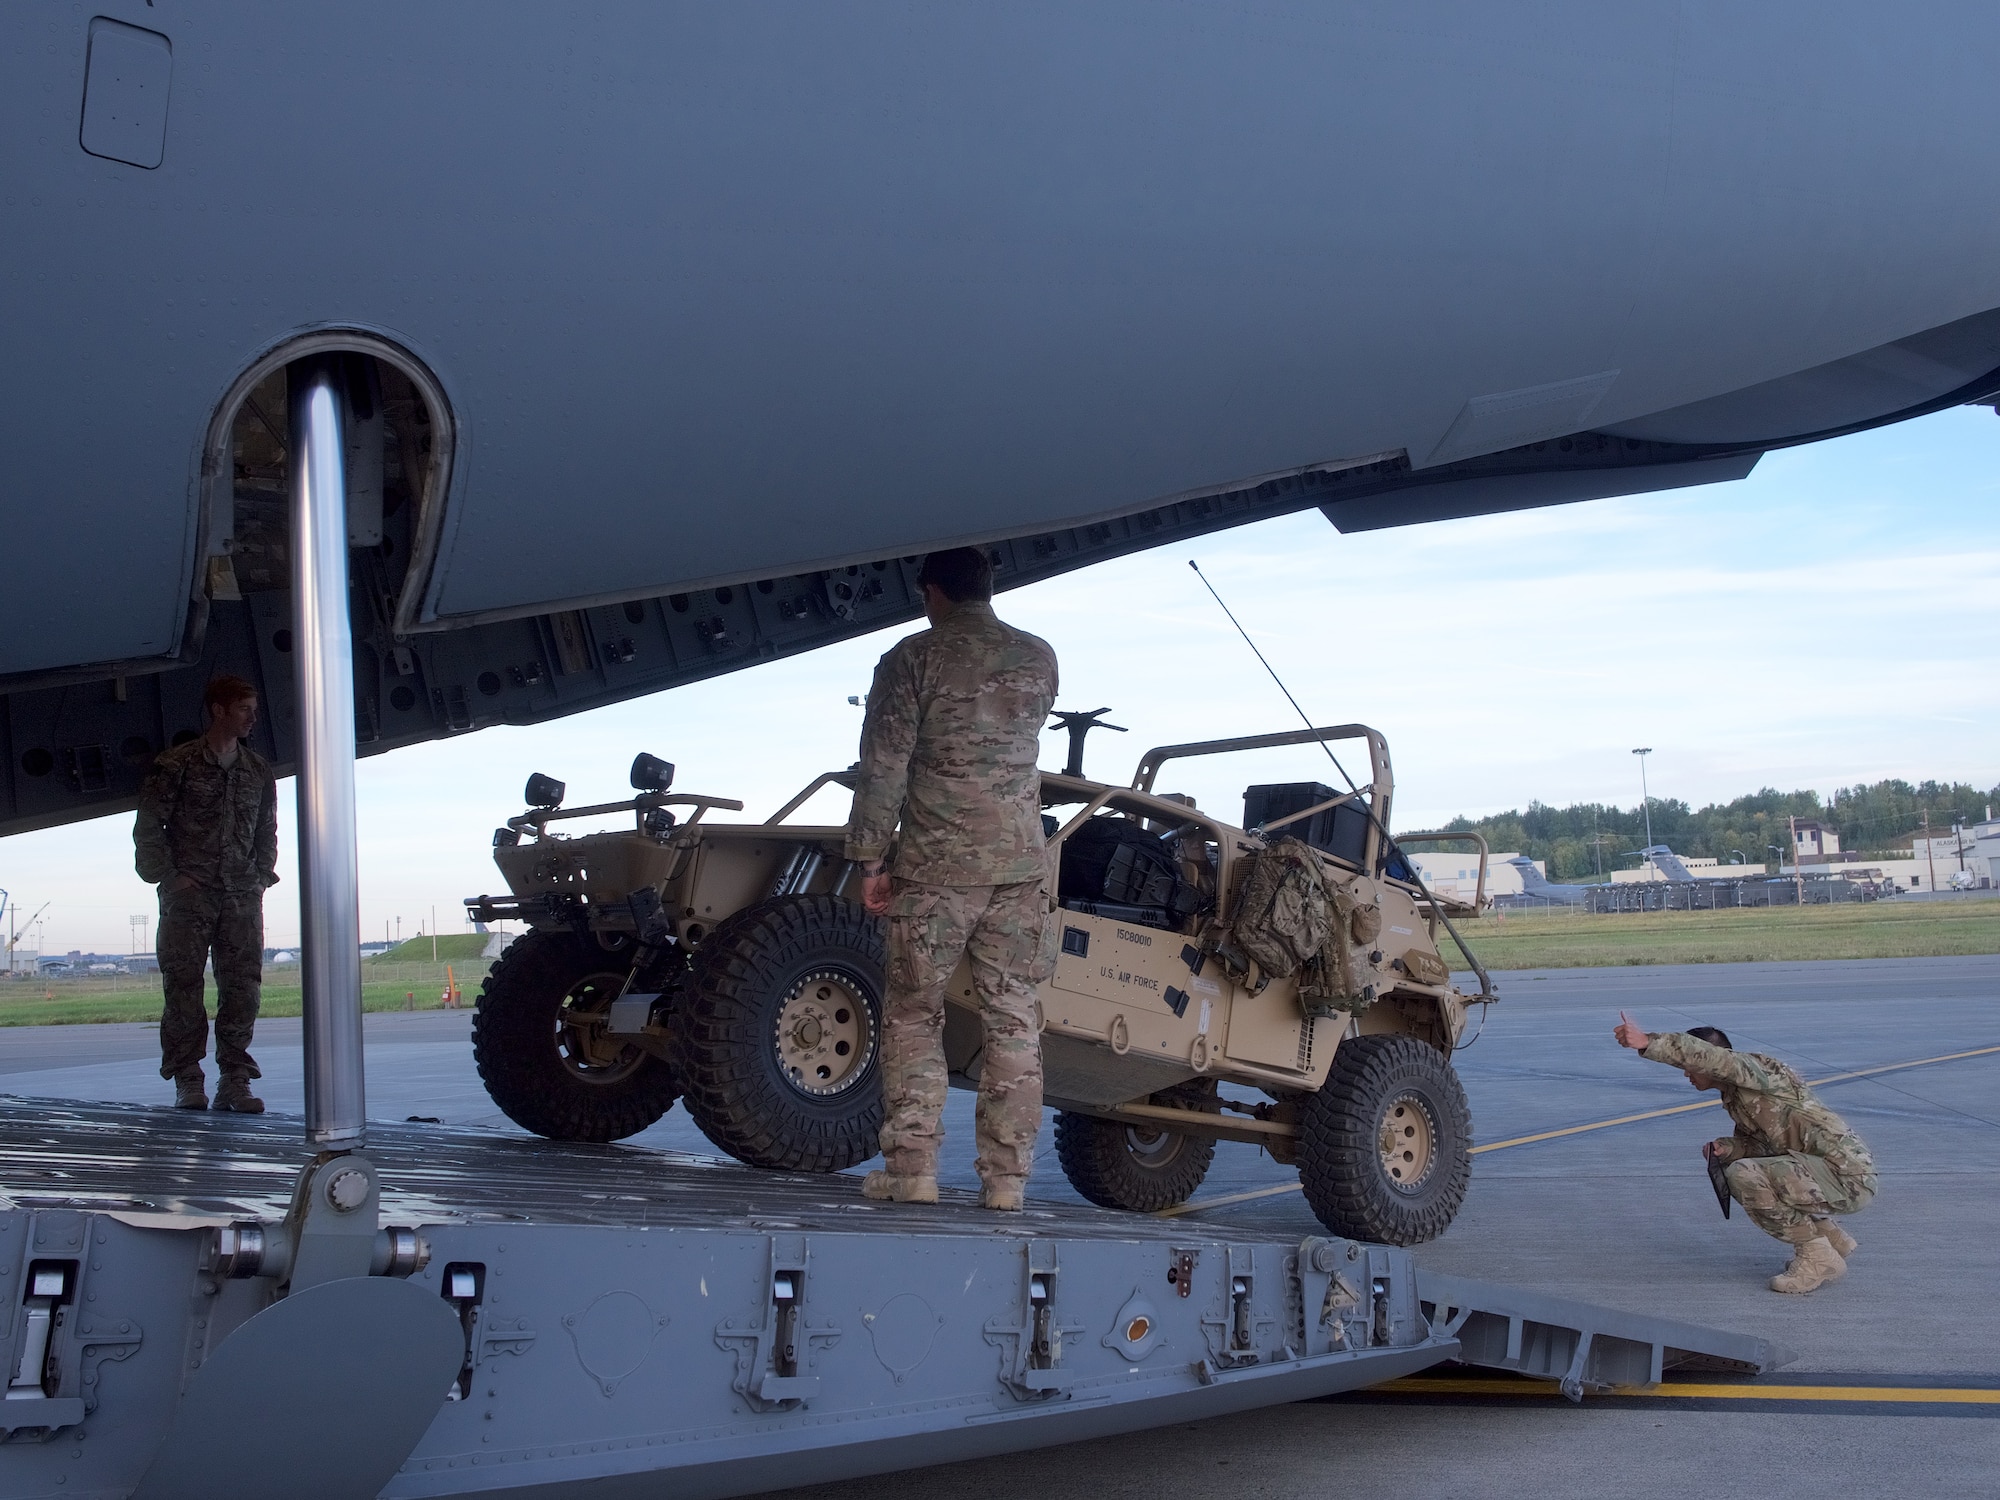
xmin=1299 ymin=1032 xmax=1471 ymax=1245
xmin=1054 ymin=1107 xmax=1217 ymax=1213
xmin=675 ymin=895 xmax=885 ymax=1173
xmin=472 ymin=930 xmax=680 ymax=1142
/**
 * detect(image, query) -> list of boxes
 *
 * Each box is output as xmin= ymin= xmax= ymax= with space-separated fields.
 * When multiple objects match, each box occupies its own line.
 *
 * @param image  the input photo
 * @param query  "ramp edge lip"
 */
xmin=1416 ymin=1268 xmax=1795 ymax=1378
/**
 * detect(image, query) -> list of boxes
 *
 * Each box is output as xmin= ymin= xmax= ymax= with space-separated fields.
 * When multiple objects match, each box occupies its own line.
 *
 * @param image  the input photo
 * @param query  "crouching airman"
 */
xmin=1614 ymin=1013 xmax=1875 ymax=1294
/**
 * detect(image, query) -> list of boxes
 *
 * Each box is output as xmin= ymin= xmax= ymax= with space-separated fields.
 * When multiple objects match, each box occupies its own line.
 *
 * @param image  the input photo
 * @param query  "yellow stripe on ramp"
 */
xmin=1371 ymin=1376 xmax=2000 ymax=1405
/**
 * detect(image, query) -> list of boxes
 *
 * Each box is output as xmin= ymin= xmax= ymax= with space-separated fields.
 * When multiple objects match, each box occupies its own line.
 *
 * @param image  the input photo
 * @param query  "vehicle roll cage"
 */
xmin=505 ymin=791 xmax=746 ymax=838
xmin=493 ymin=723 xmax=1489 ymax=1004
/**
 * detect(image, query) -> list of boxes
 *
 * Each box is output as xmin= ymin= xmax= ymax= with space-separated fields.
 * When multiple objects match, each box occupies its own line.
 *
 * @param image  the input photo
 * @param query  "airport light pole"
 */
xmin=1632 ymin=748 xmax=1655 ymax=863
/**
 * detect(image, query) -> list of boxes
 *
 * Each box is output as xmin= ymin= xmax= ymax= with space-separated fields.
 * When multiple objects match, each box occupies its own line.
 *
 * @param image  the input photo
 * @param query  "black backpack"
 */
xmin=1058 ymin=817 xmax=1203 ymax=924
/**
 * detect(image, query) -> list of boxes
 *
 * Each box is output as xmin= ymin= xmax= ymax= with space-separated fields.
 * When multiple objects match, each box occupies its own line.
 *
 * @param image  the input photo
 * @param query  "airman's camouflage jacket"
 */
xmin=1643 ymin=1032 xmax=1875 ymax=1189
xmin=846 ymin=600 xmax=1058 ymax=886
xmin=133 ymin=739 xmax=280 ymax=895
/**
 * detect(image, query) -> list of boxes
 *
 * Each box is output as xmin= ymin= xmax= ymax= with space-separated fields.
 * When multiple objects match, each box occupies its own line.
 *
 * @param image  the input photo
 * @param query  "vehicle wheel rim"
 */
xmin=1124 ymin=1126 xmax=1185 ymax=1170
xmin=774 ymin=968 xmax=876 ymax=1098
xmin=556 ymin=970 xmax=646 ymax=1083
xmin=1378 ymin=1091 xmax=1436 ymax=1192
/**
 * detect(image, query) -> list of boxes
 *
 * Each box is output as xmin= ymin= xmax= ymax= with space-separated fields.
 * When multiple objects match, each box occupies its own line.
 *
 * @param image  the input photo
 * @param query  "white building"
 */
xmin=1903 ymin=814 xmax=1999 ymax=890
xmin=1404 ymin=852 xmax=1531 ymax=905
xmin=1770 ymin=811 xmax=1998 ymax=891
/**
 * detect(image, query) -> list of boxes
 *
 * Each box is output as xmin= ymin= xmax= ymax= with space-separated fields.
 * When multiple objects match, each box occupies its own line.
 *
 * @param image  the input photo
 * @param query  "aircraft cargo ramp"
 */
xmin=0 ymin=1100 xmax=1784 ymax=1500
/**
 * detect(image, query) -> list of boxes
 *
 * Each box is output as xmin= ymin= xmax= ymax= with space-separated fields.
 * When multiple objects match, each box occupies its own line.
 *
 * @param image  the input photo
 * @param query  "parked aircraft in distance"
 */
xmin=1633 ymin=846 xmax=1700 ymax=883
xmin=1502 ymin=857 xmax=1595 ymax=906
xmin=6 ymin=4 xmax=2000 ymax=838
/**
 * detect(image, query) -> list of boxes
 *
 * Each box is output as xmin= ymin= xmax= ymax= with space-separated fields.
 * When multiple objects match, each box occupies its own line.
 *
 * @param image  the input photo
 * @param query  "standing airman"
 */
xmin=846 ymin=547 xmax=1059 ymax=1210
xmin=134 ymin=675 xmax=279 ymax=1113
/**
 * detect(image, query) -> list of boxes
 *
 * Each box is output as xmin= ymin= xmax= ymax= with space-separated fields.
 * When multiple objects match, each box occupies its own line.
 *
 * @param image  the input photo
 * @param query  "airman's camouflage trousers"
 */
xmin=879 ymin=878 xmax=1046 ymax=1187
xmin=157 ymin=884 xmax=264 ymax=1081
xmin=1724 ymin=1152 xmax=1872 ymax=1242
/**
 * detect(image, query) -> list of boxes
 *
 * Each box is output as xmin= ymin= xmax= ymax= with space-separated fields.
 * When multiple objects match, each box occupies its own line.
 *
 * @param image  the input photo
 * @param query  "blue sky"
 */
xmin=7 ymin=405 xmax=1996 ymax=954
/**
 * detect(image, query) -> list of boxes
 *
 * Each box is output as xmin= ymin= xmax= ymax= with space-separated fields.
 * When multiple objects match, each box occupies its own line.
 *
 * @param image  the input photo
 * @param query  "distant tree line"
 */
xmin=1413 ymin=778 xmax=2000 ymax=883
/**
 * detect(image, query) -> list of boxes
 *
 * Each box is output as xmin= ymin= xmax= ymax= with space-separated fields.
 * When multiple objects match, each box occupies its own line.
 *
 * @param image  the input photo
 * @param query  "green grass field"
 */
xmin=1440 ymin=897 xmax=2000 ymax=971
xmin=6 ymin=900 xmax=1995 ymax=1026
xmin=0 ymin=959 xmax=490 ymax=1027
xmin=373 ymin=934 xmax=493 ymax=963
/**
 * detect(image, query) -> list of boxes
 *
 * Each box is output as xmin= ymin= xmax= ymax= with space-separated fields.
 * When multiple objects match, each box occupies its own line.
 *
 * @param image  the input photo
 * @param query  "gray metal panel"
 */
xmin=1325 ymin=454 xmax=1760 ymax=534
xmin=131 ymin=1277 xmax=464 ymax=1500
xmin=5 ymin=3 xmax=2000 ymax=674
xmin=1418 ymin=1269 xmax=1793 ymax=1400
xmin=0 ymin=1104 xmax=1787 ymax=1499
xmin=0 ymin=1111 xmax=1458 ymax=1500
xmin=1602 ymin=306 xmax=2000 ymax=445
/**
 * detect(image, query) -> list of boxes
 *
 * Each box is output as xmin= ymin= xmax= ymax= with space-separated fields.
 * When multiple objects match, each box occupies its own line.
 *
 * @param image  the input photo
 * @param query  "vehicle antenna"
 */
xmin=1187 ymin=559 xmax=1495 ymax=1012
xmin=1186 ymin=560 xmax=1359 ymax=793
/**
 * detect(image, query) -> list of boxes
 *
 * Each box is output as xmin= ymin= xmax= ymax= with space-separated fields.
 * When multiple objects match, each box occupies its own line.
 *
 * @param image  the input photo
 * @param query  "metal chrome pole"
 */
xmin=289 ymin=358 xmax=366 ymax=1147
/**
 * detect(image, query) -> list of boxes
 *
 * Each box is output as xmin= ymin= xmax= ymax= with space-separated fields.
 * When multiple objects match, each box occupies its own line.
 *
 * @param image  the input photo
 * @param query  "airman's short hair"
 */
xmin=917 ymin=547 xmax=994 ymax=604
xmin=1687 ymin=1025 xmax=1733 ymax=1050
xmin=203 ymin=674 xmax=258 ymax=715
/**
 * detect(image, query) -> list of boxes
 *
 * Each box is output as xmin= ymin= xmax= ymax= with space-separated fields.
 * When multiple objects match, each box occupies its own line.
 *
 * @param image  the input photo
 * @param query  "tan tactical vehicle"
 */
xmin=465 ymin=725 xmax=1494 ymax=1245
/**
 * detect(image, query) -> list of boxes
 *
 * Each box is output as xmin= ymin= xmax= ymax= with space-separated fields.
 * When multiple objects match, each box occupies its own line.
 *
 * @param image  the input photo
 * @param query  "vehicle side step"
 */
xmin=1417 ymin=1270 xmax=1795 ymax=1401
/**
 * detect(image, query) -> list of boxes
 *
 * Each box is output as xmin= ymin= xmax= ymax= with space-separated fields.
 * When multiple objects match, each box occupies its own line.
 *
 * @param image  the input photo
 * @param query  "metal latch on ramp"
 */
xmin=984 ymin=1240 xmax=1085 ymax=1399
xmin=715 ymin=1236 xmax=842 ymax=1411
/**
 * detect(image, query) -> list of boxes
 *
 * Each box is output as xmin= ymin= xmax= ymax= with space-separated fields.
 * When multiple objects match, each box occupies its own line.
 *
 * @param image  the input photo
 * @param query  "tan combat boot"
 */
xmin=980 ymin=1178 xmax=1025 ymax=1212
xmin=172 ymin=1071 xmax=208 ymax=1111
xmin=212 ymin=1073 xmax=265 ymax=1114
xmin=1770 ymin=1235 xmax=1845 ymax=1294
xmin=1815 ymin=1218 xmax=1858 ymax=1259
xmin=862 ymin=1171 xmax=938 ymax=1204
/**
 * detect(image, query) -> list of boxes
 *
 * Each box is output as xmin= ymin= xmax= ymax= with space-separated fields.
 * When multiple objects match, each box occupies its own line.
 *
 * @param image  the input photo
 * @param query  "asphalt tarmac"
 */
xmin=5 ymin=953 xmax=1997 ymax=1497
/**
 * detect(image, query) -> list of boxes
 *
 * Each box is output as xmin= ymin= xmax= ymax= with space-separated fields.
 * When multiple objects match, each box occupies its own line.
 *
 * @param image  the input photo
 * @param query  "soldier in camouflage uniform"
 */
xmin=1615 ymin=1013 xmax=1876 ymax=1294
xmin=846 ymin=547 xmax=1059 ymax=1211
xmin=134 ymin=675 xmax=279 ymax=1113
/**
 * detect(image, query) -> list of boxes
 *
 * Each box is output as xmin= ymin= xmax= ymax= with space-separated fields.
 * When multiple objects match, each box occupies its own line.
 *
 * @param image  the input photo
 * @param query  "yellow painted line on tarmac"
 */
xmin=1370 ymin=1376 xmax=2000 ymax=1405
xmin=1158 ymin=1042 xmax=2000 ymax=1219
xmin=1801 ymin=1042 xmax=2000 ymax=1088
xmin=1468 ymin=1097 xmax=1724 ymax=1153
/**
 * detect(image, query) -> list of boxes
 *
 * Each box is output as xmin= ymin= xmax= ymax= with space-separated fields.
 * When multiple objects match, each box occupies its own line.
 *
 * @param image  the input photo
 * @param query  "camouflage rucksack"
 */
xmin=1230 ymin=837 xmax=1332 ymax=980
xmin=1298 ymin=884 xmax=1376 ymax=1019
xmin=1233 ymin=837 xmax=1384 ymax=1020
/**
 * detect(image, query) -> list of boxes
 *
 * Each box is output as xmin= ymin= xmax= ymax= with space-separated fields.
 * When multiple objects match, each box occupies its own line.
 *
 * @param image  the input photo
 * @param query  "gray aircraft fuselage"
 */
xmin=5 ymin=3 xmax=1999 ymax=834
xmin=1503 ymin=857 xmax=1593 ymax=904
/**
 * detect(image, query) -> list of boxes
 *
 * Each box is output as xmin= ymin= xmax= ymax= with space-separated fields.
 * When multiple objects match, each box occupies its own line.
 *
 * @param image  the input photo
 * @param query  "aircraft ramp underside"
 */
xmin=0 ymin=1100 xmax=1785 ymax=1499
xmin=2 ymin=429 xmax=1752 ymax=841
